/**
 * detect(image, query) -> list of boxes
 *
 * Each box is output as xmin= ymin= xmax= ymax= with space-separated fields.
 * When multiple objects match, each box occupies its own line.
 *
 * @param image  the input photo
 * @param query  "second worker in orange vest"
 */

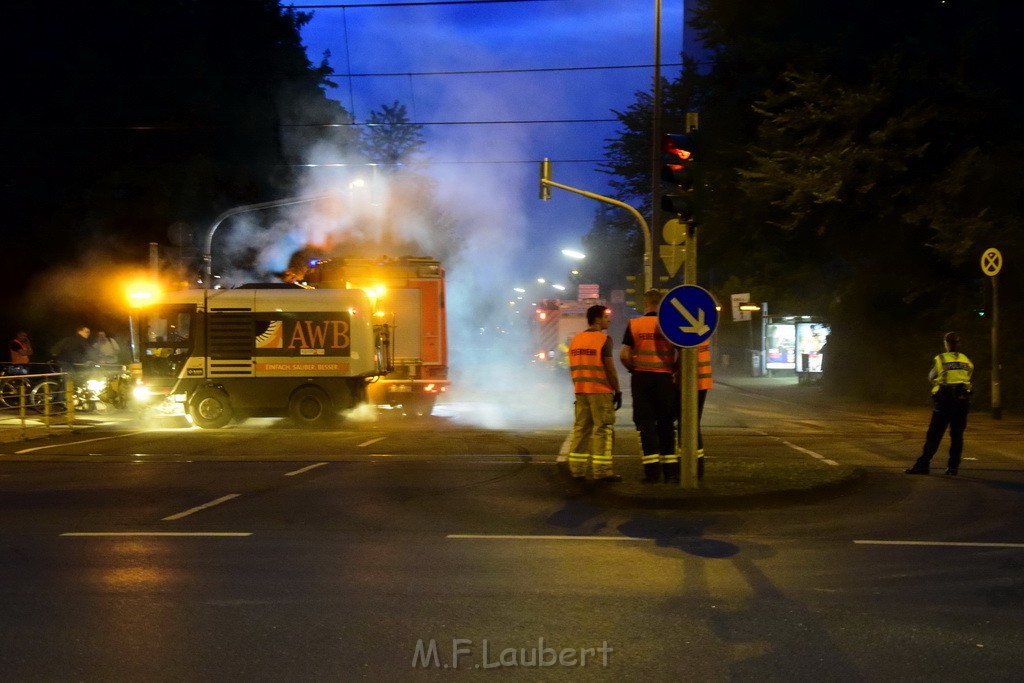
xmin=620 ymin=290 xmax=680 ymax=483
xmin=695 ymin=340 xmax=713 ymax=480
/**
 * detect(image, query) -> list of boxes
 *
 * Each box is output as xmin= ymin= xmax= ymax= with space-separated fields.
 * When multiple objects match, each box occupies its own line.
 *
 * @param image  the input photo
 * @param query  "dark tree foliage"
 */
xmin=593 ymin=0 xmax=1024 ymax=406
xmin=361 ymin=101 xmax=425 ymax=168
xmin=350 ymin=100 xmax=457 ymax=262
xmin=1 ymin=0 xmax=356 ymax=331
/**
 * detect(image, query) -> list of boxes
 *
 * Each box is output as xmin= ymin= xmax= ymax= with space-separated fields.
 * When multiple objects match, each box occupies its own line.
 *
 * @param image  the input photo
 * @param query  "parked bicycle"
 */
xmin=1 ymin=362 xmax=63 ymax=412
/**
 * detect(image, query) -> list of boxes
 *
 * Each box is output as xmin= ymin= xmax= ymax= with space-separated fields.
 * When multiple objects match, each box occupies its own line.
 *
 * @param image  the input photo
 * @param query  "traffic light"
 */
xmin=661 ymin=133 xmax=696 ymax=220
xmin=624 ymin=274 xmax=641 ymax=309
xmin=539 ymin=158 xmax=552 ymax=201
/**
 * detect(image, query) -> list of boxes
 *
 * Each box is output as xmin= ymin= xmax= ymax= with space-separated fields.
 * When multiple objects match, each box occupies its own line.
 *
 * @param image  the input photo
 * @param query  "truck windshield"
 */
xmin=142 ymin=306 xmax=193 ymax=378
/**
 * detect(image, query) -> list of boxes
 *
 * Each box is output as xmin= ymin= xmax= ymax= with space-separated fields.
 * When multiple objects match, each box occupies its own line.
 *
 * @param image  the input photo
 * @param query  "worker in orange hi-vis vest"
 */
xmin=695 ymin=340 xmax=713 ymax=480
xmin=9 ymin=331 xmax=33 ymax=364
xmin=620 ymin=290 xmax=679 ymax=484
xmin=566 ymin=305 xmax=623 ymax=483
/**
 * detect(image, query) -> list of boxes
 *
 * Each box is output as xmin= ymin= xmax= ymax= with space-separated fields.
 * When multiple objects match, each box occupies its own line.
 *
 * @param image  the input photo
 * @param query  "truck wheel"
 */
xmin=289 ymin=386 xmax=334 ymax=426
xmin=189 ymin=387 xmax=233 ymax=429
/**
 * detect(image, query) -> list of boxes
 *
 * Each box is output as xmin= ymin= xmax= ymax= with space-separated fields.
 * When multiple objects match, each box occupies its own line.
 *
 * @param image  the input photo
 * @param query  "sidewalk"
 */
xmin=0 ymin=412 xmax=113 ymax=443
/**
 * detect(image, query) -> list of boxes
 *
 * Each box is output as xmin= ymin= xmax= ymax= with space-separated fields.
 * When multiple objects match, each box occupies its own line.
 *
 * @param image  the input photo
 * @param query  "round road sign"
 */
xmin=981 ymin=248 xmax=1002 ymax=277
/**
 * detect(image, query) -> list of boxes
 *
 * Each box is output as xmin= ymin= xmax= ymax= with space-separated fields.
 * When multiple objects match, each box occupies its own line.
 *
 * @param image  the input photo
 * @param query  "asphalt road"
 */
xmin=1 ymin=380 xmax=1023 ymax=681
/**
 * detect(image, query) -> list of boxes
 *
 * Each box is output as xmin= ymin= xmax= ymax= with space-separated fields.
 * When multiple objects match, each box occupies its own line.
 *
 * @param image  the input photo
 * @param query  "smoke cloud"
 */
xmin=210 ymin=116 xmax=575 ymax=432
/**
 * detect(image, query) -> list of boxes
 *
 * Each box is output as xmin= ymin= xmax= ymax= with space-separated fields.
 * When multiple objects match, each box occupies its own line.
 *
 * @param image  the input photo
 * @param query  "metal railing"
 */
xmin=0 ymin=362 xmax=76 ymax=437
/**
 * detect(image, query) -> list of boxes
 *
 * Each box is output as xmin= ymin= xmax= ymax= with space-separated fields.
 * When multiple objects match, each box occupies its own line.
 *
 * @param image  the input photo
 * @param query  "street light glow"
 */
xmin=561 ymin=249 xmax=586 ymax=260
xmin=552 ymin=284 xmax=566 ymax=291
xmin=126 ymin=280 xmax=162 ymax=307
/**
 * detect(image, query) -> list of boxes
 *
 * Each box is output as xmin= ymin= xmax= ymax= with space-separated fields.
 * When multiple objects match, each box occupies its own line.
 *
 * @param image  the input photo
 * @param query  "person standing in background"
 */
xmin=620 ymin=290 xmax=679 ymax=484
xmin=906 ymin=332 xmax=974 ymax=476
xmin=566 ymin=305 xmax=623 ymax=483
xmin=9 ymin=331 xmax=33 ymax=365
xmin=695 ymin=340 xmax=713 ymax=480
xmin=90 ymin=331 xmax=122 ymax=365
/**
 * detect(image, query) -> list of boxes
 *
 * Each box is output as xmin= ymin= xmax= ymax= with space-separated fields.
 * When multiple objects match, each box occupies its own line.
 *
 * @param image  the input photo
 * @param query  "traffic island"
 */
xmin=554 ymin=456 xmax=864 ymax=510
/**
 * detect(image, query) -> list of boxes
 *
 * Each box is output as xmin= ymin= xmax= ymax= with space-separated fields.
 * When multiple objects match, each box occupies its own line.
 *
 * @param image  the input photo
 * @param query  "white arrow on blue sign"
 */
xmin=657 ymin=285 xmax=719 ymax=348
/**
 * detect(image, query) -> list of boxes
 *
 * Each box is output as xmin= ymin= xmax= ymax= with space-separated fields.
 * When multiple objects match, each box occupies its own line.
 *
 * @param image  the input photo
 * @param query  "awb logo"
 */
xmin=254 ymin=316 xmax=351 ymax=356
xmin=286 ymin=320 xmax=350 ymax=350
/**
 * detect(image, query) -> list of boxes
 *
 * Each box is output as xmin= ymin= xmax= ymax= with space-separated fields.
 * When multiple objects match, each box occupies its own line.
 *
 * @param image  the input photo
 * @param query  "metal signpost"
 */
xmin=980 ymin=247 xmax=1002 ymax=419
xmin=657 ymin=285 xmax=719 ymax=488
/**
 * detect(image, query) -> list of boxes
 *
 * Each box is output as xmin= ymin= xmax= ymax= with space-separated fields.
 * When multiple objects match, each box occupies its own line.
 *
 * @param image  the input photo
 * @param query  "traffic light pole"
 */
xmin=678 ymin=225 xmax=699 ymax=488
xmin=539 ymin=165 xmax=653 ymax=292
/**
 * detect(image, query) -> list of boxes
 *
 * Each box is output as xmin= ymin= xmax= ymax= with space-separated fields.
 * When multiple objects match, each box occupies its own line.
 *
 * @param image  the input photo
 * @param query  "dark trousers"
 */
xmin=697 ymin=389 xmax=707 ymax=451
xmin=914 ymin=393 xmax=969 ymax=471
xmin=631 ymin=371 xmax=676 ymax=455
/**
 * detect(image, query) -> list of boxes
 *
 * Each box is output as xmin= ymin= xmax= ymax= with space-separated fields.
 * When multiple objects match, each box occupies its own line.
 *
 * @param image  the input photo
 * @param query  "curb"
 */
xmin=550 ymin=462 xmax=866 ymax=510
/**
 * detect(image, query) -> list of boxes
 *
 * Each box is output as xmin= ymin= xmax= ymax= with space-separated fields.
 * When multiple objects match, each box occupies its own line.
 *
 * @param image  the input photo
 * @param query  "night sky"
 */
xmin=294 ymin=0 xmax=692 ymax=282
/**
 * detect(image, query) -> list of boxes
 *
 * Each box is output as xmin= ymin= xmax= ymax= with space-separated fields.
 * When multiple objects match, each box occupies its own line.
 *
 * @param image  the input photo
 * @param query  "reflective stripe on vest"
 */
xmin=932 ymin=351 xmax=972 ymax=394
xmin=697 ymin=341 xmax=713 ymax=390
xmin=569 ymin=330 xmax=613 ymax=394
xmin=628 ymin=316 xmax=675 ymax=373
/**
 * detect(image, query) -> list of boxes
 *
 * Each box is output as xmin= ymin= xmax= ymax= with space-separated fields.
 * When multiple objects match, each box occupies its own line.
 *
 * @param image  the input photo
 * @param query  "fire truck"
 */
xmin=532 ymin=298 xmax=605 ymax=368
xmin=133 ymin=285 xmax=389 ymax=428
xmin=301 ymin=256 xmax=448 ymax=416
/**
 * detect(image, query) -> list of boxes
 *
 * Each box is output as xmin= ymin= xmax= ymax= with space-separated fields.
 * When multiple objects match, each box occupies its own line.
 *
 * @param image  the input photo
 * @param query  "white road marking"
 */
xmin=447 ymin=534 xmax=653 ymax=542
xmin=855 ymin=540 xmax=1024 ymax=549
xmin=358 ymin=437 xmax=386 ymax=447
xmin=779 ymin=439 xmax=839 ymax=466
xmin=15 ymin=434 xmax=132 ymax=454
xmin=61 ymin=532 xmax=251 ymax=537
xmin=284 ymin=462 xmax=328 ymax=476
xmin=162 ymin=494 xmax=241 ymax=521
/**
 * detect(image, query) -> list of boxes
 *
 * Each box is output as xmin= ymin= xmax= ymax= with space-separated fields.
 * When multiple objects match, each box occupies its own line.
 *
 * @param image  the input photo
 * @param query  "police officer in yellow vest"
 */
xmin=906 ymin=331 xmax=974 ymax=476
xmin=567 ymin=305 xmax=622 ymax=482
xmin=621 ymin=289 xmax=679 ymax=483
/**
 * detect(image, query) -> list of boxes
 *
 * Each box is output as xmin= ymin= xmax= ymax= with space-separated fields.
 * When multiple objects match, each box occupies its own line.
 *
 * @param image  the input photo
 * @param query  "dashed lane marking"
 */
xmin=284 ymin=462 xmax=328 ymax=476
xmin=162 ymin=494 xmax=241 ymax=521
xmin=448 ymin=534 xmax=653 ymax=542
xmin=779 ymin=439 xmax=839 ymax=466
xmin=855 ymin=540 xmax=1024 ymax=549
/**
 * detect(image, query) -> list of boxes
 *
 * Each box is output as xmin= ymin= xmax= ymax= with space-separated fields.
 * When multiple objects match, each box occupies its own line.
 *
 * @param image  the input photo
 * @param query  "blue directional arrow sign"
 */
xmin=657 ymin=285 xmax=719 ymax=348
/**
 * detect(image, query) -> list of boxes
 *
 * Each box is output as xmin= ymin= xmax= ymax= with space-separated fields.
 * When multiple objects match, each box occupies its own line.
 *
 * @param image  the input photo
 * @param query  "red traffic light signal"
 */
xmin=661 ymin=133 xmax=697 ymax=219
xmin=663 ymin=133 xmax=694 ymax=161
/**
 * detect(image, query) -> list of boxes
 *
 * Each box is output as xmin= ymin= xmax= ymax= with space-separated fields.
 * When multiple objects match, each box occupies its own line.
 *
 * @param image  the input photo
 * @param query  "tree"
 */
xmin=1 ymin=0 xmax=357 ymax=336
xmin=595 ymin=0 xmax=1024 ymax=405
xmin=360 ymin=101 xmax=425 ymax=168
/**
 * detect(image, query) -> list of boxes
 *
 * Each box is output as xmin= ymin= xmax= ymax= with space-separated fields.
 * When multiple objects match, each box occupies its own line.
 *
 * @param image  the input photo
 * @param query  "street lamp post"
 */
xmin=202 ymin=193 xmax=337 ymax=288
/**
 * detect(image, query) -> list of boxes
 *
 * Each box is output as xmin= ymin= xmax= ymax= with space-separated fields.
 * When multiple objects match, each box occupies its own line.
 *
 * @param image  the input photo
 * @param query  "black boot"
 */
xmin=662 ymin=461 xmax=680 ymax=484
xmin=641 ymin=463 xmax=661 ymax=484
xmin=905 ymin=462 xmax=930 ymax=475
